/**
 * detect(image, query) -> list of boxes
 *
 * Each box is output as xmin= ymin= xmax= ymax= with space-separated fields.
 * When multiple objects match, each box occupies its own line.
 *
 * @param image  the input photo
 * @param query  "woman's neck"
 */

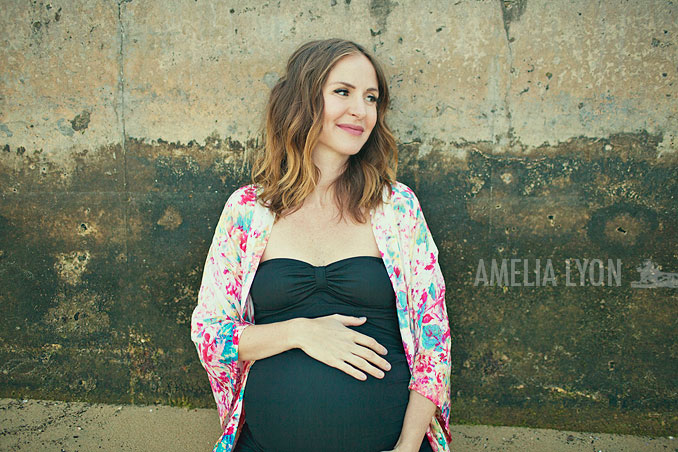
xmin=310 ymin=151 xmax=349 ymax=209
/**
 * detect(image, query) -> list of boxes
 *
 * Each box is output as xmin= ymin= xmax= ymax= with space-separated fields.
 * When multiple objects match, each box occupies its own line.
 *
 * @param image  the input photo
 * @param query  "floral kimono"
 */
xmin=191 ymin=181 xmax=452 ymax=452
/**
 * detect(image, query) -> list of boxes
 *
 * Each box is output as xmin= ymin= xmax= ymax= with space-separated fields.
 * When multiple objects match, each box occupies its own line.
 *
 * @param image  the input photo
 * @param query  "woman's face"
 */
xmin=314 ymin=53 xmax=379 ymax=161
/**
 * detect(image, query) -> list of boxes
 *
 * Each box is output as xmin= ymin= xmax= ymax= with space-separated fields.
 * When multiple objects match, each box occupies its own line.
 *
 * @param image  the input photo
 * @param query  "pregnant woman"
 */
xmin=191 ymin=38 xmax=452 ymax=452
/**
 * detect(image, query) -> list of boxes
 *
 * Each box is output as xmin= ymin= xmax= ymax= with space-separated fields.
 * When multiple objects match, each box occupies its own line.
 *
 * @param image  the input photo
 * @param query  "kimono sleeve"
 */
xmin=406 ymin=195 xmax=452 ymax=426
xmin=190 ymin=191 xmax=253 ymax=386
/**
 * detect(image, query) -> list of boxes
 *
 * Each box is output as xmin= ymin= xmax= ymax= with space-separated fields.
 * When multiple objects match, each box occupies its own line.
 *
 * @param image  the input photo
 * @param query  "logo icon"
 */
xmin=630 ymin=259 xmax=678 ymax=289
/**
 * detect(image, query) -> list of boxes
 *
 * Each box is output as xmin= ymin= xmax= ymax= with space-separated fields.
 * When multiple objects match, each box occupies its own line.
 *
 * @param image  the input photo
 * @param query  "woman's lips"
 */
xmin=337 ymin=124 xmax=363 ymax=136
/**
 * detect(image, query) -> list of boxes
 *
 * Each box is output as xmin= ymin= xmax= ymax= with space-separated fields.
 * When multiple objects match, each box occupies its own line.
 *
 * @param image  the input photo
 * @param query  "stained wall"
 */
xmin=1 ymin=0 xmax=676 ymax=435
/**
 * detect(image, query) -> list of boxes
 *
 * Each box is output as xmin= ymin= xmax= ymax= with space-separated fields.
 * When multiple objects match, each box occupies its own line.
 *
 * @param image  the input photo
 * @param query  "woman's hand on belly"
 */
xmin=292 ymin=314 xmax=392 ymax=380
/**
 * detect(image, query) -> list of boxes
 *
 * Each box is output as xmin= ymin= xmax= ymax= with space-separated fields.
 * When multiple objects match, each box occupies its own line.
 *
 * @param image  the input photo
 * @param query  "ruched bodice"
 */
xmin=249 ymin=256 xmax=402 ymax=347
xmin=239 ymin=256 xmax=433 ymax=452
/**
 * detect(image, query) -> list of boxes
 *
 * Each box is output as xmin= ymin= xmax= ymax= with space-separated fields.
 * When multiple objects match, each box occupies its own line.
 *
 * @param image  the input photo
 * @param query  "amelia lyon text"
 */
xmin=474 ymin=258 xmax=622 ymax=287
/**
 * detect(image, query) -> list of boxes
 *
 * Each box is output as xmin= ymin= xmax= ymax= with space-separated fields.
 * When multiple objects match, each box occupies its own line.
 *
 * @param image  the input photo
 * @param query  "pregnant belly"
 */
xmin=243 ymin=347 xmax=411 ymax=452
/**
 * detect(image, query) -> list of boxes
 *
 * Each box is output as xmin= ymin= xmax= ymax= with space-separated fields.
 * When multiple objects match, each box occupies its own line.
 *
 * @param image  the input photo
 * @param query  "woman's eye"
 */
xmin=333 ymin=88 xmax=379 ymax=103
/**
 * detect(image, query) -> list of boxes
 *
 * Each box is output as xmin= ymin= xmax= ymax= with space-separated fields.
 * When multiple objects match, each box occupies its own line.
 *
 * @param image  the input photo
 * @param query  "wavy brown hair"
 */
xmin=251 ymin=38 xmax=398 ymax=224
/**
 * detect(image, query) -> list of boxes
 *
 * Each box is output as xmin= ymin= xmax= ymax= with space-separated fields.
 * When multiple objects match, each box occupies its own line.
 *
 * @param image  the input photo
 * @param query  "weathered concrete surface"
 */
xmin=1 ymin=0 xmax=677 ymax=439
xmin=0 ymin=398 xmax=674 ymax=452
xmin=506 ymin=1 xmax=677 ymax=149
xmin=0 ymin=0 xmax=121 ymax=180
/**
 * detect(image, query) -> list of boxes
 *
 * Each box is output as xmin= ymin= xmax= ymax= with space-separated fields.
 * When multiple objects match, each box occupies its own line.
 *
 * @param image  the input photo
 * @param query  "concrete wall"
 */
xmin=1 ymin=0 xmax=676 ymax=436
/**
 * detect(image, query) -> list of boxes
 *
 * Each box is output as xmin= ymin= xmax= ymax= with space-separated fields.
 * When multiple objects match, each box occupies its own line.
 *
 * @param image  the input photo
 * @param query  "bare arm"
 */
xmin=392 ymin=390 xmax=437 ymax=451
xmin=237 ymin=318 xmax=301 ymax=361
xmin=237 ymin=314 xmax=392 ymax=381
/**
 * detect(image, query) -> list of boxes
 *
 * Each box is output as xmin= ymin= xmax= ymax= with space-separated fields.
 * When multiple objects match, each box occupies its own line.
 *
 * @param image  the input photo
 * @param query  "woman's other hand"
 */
xmin=292 ymin=314 xmax=392 ymax=380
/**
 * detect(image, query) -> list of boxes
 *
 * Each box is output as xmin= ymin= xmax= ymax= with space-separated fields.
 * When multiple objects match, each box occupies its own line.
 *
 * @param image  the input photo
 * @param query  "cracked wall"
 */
xmin=1 ymin=0 xmax=676 ymax=436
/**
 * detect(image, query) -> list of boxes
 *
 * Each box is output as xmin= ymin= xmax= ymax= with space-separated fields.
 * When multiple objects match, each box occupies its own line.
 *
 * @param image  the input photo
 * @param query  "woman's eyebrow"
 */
xmin=330 ymin=81 xmax=379 ymax=93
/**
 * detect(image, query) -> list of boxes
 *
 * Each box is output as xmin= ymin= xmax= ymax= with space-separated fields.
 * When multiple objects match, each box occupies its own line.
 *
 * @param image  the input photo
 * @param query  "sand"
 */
xmin=0 ymin=398 xmax=674 ymax=451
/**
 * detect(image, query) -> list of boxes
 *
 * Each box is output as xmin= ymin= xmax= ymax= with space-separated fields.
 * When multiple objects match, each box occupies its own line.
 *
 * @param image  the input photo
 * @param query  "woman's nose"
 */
xmin=348 ymin=96 xmax=367 ymax=117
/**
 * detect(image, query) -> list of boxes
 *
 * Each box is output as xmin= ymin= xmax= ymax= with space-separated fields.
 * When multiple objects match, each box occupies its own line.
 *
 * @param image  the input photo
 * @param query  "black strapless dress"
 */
xmin=236 ymin=256 xmax=433 ymax=452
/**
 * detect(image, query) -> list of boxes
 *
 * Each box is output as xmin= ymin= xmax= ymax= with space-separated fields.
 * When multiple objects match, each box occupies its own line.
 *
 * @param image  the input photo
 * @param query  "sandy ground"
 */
xmin=0 ymin=398 xmax=674 ymax=452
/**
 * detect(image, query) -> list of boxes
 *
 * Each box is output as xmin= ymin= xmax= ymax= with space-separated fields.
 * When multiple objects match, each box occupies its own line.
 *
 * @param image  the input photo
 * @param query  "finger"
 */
xmin=332 ymin=359 xmax=367 ymax=381
xmin=333 ymin=314 xmax=366 ymax=325
xmin=352 ymin=332 xmax=388 ymax=355
xmin=350 ymin=345 xmax=392 ymax=372
xmin=344 ymin=353 xmax=386 ymax=379
xmin=356 ymin=348 xmax=391 ymax=372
